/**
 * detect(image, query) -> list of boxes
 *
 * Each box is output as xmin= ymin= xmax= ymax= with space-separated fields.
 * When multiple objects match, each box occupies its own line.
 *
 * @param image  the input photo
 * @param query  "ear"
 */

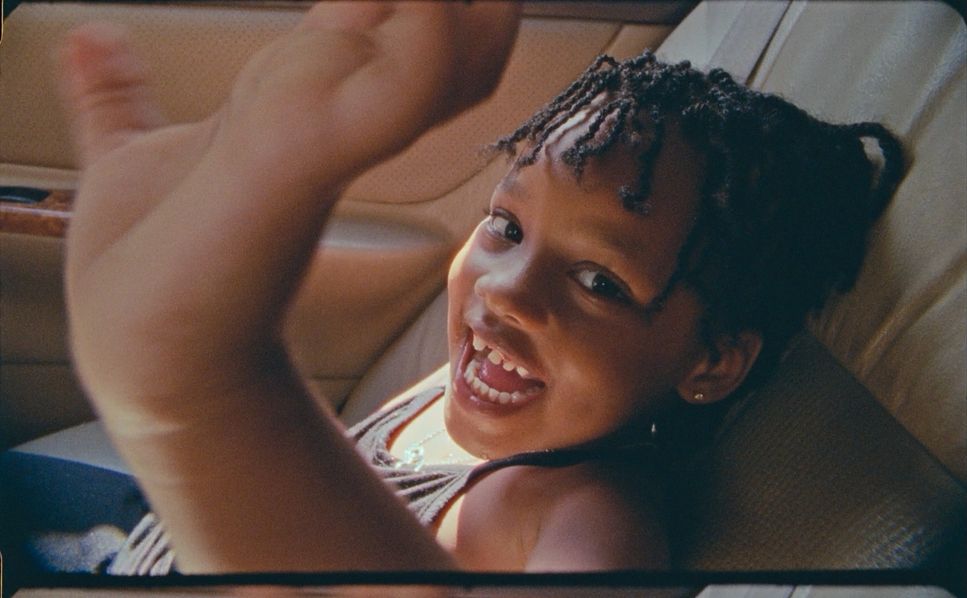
xmin=676 ymin=331 xmax=762 ymax=405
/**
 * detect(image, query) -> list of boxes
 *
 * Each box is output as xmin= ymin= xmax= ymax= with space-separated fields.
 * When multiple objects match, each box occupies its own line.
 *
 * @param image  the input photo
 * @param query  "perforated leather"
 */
xmin=670 ymin=333 xmax=965 ymax=575
xmin=751 ymin=0 xmax=966 ymax=482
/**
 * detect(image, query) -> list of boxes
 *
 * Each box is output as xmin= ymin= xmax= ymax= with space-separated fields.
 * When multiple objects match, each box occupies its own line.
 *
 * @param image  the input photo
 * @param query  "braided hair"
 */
xmin=492 ymin=51 xmax=904 ymax=387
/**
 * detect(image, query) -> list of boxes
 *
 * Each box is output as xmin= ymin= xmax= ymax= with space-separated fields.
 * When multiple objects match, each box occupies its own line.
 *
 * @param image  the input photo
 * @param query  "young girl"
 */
xmin=59 ymin=2 xmax=902 ymax=574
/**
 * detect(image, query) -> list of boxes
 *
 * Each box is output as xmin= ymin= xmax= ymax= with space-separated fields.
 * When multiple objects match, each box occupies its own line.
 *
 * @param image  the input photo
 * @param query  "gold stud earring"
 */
xmin=693 ymin=392 xmax=705 ymax=403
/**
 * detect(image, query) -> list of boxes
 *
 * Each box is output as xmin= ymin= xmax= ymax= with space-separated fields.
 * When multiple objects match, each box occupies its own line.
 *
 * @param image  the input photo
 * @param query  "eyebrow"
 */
xmin=587 ymin=225 xmax=651 ymax=274
xmin=498 ymin=170 xmax=655 ymax=271
xmin=496 ymin=170 xmax=530 ymax=200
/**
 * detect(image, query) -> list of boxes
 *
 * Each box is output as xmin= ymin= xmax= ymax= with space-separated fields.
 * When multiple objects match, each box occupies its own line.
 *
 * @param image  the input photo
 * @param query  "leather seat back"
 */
xmin=657 ymin=0 xmax=965 ymax=580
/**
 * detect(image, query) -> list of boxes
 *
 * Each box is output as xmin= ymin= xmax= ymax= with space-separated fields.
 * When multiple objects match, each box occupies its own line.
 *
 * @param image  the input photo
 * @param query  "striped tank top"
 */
xmin=108 ymin=386 xmax=655 ymax=575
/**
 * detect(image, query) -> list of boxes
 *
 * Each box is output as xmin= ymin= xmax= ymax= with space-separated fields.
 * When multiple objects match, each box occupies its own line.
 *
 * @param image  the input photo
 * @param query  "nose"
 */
xmin=473 ymin=254 xmax=549 ymax=329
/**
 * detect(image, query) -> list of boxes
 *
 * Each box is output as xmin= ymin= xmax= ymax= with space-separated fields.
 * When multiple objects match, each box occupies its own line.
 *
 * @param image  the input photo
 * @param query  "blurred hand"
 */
xmin=57 ymin=5 xmax=520 ymax=572
xmin=61 ymin=1 xmax=520 ymax=403
xmin=63 ymin=1 xmax=520 ymax=274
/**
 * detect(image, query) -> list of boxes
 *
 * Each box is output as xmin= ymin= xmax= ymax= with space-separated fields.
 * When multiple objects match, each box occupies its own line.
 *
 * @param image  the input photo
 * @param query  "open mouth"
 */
xmin=458 ymin=331 xmax=546 ymax=406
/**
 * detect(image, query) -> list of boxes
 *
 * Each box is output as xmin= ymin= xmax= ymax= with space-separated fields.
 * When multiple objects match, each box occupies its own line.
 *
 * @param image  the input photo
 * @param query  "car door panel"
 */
xmin=0 ymin=1 xmax=684 ymax=445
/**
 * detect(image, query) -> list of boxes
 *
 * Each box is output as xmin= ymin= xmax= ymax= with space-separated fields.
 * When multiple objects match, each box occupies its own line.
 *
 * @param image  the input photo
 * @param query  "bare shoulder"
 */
xmin=454 ymin=459 xmax=669 ymax=571
xmin=523 ymin=459 xmax=670 ymax=571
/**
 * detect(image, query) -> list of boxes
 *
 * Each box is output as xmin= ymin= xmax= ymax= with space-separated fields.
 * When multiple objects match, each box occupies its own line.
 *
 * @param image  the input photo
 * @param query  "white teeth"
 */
xmin=469 ymin=333 xmax=535 ymax=383
xmin=461 ymin=356 xmax=541 ymax=405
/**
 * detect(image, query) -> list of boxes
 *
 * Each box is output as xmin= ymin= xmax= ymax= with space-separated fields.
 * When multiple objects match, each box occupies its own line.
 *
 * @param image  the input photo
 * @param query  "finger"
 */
xmin=367 ymin=2 xmax=521 ymax=127
xmin=297 ymin=1 xmax=394 ymax=33
xmin=449 ymin=2 xmax=522 ymax=112
xmin=58 ymin=22 xmax=166 ymax=167
xmin=297 ymin=1 xmax=519 ymax=119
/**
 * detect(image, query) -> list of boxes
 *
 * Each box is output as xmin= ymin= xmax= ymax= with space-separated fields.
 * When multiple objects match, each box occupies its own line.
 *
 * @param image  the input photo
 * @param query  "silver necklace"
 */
xmin=394 ymin=428 xmax=477 ymax=471
xmin=396 ymin=428 xmax=446 ymax=471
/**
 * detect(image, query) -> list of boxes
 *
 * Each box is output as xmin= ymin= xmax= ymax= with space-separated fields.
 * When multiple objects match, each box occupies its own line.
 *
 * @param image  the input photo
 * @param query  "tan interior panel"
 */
xmin=0 ymin=235 xmax=70 ymax=362
xmin=1 ymin=3 xmax=674 ymax=201
xmin=0 ymin=363 xmax=94 ymax=448
xmin=1 ymin=2 xmax=680 ymax=432
xmin=0 ymin=164 xmax=79 ymax=190
xmin=1 ymin=2 xmax=304 ymax=170
xmin=283 ymin=215 xmax=452 ymax=380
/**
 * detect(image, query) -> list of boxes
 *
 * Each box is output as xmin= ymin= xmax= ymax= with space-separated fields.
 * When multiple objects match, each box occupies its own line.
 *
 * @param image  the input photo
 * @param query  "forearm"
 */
xmin=68 ymin=152 xmax=458 ymax=571
xmin=67 ymin=2 xmax=519 ymax=404
xmin=103 ymin=343 xmax=453 ymax=572
xmin=60 ymin=2 xmax=520 ymax=573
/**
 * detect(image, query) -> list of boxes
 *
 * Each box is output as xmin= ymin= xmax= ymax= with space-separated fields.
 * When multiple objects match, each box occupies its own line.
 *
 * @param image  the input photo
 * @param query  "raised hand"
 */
xmin=59 ymin=2 xmax=519 ymax=572
xmin=64 ymin=2 xmax=518 ymax=403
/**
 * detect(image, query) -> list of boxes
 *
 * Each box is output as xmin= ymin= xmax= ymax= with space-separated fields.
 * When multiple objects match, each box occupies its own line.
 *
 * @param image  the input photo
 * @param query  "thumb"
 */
xmin=59 ymin=22 xmax=166 ymax=168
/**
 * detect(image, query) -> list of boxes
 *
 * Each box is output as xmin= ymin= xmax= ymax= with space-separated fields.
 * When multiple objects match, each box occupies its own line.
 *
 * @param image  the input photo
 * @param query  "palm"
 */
xmin=58 ymin=2 xmax=519 ymax=572
xmin=67 ymin=2 xmax=517 ymax=275
xmin=63 ymin=1 xmax=518 ymax=400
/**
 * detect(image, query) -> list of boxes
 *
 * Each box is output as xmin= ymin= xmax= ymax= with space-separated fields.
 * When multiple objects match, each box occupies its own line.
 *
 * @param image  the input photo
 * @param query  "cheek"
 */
xmin=447 ymin=237 xmax=473 ymax=289
xmin=565 ymin=309 xmax=705 ymax=404
xmin=446 ymin=232 xmax=484 ymax=345
xmin=447 ymin=222 xmax=489 ymax=289
xmin=447 ymin=236 xmax=479 ymax=313
xmin=570 ymin=345 xmax=665 ymax=401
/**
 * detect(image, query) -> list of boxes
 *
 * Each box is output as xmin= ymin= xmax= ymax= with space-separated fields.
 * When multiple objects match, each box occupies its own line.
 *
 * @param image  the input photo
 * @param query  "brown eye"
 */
xmin=573 ymin=268 xmax=630 ymax=303
xmin=487 ymin=212 xmax=523 ymax=244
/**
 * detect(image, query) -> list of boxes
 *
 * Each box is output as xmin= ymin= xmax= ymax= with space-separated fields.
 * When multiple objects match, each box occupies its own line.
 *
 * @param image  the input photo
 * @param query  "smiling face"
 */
xmin=444 ymin=117 xmax=712 ymax=459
